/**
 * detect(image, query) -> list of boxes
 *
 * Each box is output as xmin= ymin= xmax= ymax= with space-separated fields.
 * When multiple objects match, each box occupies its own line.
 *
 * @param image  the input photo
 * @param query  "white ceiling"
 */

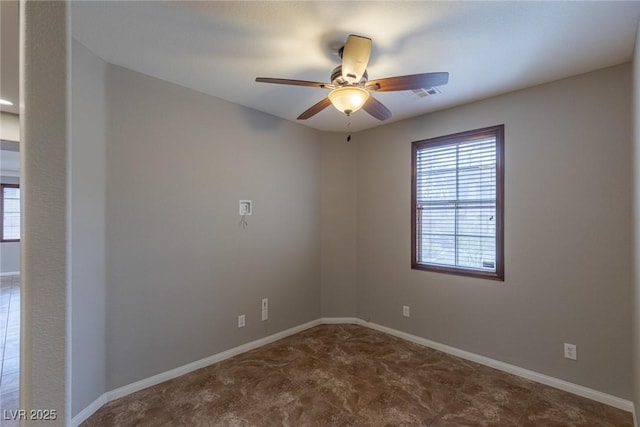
xmin=3 ymin=2 xmax=639 ymax=132
xmin=70 ymin=1 xmax=640 ymax=132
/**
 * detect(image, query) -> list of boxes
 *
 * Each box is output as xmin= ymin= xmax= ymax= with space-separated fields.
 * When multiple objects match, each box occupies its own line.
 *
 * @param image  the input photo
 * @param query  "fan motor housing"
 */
xmin=331 ymin=65 xmax=368 ymax=86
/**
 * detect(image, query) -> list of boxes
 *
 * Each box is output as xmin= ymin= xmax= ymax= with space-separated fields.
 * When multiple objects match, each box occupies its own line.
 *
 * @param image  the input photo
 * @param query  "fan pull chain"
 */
xmin=347 ymin=120 xmax=352 ymax=142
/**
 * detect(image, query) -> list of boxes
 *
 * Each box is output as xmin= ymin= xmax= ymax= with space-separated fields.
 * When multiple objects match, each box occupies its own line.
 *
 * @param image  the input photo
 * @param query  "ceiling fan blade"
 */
xmin=256 ymin=77 xmax=328 ymax=88
xmin=363 ymin=95 xmax=392 ymax=121
xmin=366 ymin=72 xmax=449 ymax=92
xmin=297 ymin=97 xmax=332 ymax=120
xmin=341 ymin=35 xmax=372 ymax=84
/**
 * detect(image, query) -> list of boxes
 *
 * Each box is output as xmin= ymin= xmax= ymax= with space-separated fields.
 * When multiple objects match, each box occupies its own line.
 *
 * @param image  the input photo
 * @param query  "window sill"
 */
xmin=411 ymin=262 xmax=504 ymax=281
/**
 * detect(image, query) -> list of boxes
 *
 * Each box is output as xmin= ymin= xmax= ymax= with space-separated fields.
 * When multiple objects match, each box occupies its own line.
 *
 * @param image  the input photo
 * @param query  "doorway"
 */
xmin=0 ymin=141 xmax=20 ymax=421
xmin=1 ymin=0 xmax=21 ymax=421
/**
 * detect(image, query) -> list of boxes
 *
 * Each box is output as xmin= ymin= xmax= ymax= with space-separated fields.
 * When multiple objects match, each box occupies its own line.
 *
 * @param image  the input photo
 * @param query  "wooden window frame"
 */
xmin=1 ymin=184 xmax=20 ymax=242
xmin=411 ymin=125 xmax=504 ymax=281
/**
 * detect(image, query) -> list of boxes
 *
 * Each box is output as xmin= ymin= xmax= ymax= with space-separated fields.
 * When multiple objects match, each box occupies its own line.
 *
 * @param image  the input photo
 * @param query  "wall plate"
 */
xmin=239 ymin=200 xmax=252 ymax=216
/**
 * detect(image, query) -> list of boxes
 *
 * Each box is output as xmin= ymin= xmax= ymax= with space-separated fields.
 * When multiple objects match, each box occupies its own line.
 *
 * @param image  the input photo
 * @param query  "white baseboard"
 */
xmin=106 ymin=318 xmax=321 ymax=402
xmin=0 ymin=271 xmax=19 ymax=277
xmin=72 ymin=393 xmax=108 ymax=427
xmin=71 ymin=318 xmax=321 ymax=426
xmin=72 ymin=316 xmax=634 ymax=426
xmin=319 ymin=316 xmax=359 ymax=324
xmin=349 ymin=318 xmax=634 ymax=413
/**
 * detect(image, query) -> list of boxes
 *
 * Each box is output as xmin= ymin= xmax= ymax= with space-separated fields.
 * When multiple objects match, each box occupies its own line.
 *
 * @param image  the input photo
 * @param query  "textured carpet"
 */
xmin=82 ymin=324 xmax=632 ymax=426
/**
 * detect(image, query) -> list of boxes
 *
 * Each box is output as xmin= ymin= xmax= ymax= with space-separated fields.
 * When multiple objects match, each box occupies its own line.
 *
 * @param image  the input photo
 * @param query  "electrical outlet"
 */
xmin=262 ymin=298 xmax=268 ymax=321
xmin=238 ymin=314 xmax=245 ymax=328
xmin=403 ymin=305 xmax=410 ymax=317
xmin=564 ymin=343 xmax=577 ymax=360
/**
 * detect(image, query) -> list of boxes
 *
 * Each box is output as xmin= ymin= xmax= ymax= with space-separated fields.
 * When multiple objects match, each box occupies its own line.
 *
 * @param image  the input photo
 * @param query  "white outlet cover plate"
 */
xmin=564 ymin=343 xmax=577 ymax=360
xmin=239 ymin=200 xmax=252 ymax=215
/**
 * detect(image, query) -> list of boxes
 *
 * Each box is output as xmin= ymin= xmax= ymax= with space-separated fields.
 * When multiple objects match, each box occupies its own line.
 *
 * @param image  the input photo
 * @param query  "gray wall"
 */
xmin=0 ymin=241 xmax=19 ymax=274
xmin=0 ymin=175 xmax=20 ymax=274
xmin=70 ymin=39 xmax=107 ymax=416
xmin=320 ymin=132 xmax=358 ymax=317
xmin=632 ymin=22 xmax=640 ymax=424
xmin=105 ymin=64 xmax=322 ymax=390
xmin=355 ymin=64 xmax=632 ymax=399
xmin=0 ymin=113 xmax=20 ymax=141
xmin=64 ymin=42 xmax=635 ymax=415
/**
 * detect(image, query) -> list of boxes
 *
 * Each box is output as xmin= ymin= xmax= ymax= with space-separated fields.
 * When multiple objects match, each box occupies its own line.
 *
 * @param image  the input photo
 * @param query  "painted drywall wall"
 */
xmin=70 ymin=39 xmax=107 ymax=416
xmin=320 ymin=132 xmax=358 ymax=317
xmin=0 ymin=112 xmax=20 ymax=142
xmin=0 ymin=175 xmax=20 ymax=274
xmin=105 ymin=64 xmax=321 ymax=389
xmin=21 ymin=1 xmax=68 ymax=423
xmin=632 ymin=22 xmax=640 ymax=424
xmin=355 ymin=64 xmax=632 ymax=399
xmin=0 ymin=241 xmax=19 ymax=274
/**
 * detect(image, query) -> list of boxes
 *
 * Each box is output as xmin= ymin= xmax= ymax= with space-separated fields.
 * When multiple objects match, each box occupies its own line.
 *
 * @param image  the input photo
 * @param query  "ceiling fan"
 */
xmin=255 ymin=34 xmax=449 ymax=121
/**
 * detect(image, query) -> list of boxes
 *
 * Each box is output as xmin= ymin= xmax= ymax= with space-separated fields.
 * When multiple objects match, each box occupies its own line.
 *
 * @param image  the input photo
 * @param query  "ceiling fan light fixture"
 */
xmin=255 ymin=34 xmax=449 ymax=121
xmin=328 ymin=86 xmax=369 ymax=116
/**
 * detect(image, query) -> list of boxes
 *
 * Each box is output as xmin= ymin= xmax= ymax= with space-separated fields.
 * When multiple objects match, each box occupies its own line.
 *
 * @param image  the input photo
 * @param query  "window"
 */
xmin=411 ymin=125 xmax=504 ymax=280
xmin=1 ymin=184 xmax=20 ymax=242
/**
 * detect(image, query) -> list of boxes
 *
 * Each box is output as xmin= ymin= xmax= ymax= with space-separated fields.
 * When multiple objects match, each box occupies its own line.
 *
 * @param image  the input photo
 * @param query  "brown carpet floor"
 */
xmin=82 ymin=324 xmax=633 ymax=426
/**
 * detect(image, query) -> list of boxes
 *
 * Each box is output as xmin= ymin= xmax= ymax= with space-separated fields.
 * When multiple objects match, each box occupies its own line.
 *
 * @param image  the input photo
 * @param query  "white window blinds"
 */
xmin=412 ymin=125 xmax=503 ymax=279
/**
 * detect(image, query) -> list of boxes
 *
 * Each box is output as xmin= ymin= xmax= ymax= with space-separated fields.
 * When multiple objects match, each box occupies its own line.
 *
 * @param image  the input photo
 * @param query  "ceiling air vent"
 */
xmin=412 ymin=87 xmax=441 ymax=98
